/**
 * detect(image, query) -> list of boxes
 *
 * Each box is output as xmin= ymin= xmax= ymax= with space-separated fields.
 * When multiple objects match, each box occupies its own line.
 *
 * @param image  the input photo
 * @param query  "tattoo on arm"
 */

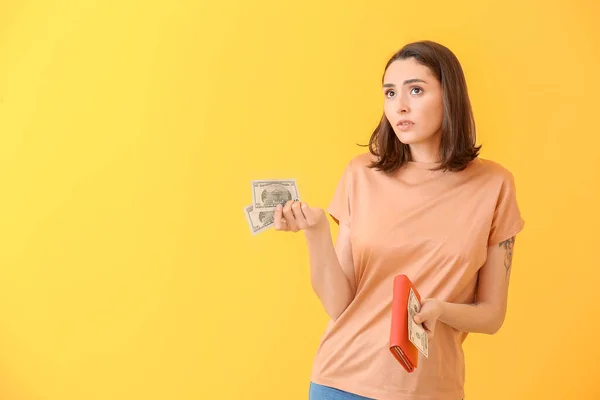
xmin=498 ymin=236 xmax=515 ymax=280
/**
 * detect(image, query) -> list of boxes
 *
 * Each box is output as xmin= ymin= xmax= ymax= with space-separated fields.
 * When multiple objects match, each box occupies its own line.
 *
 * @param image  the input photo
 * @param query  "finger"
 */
xmin=273 ymin=204 xmax=286 ymax=231
xmin=282 ymin=200 xmax=299 ymax=231
xmin=422 ymin=321 xmax=431 ymax=332
xmin=422 ymin=320 xmax=435 ymax=337
xmin=426 ymin=325 xmax=435 ymax=339
xmin=413 ymin=314 xmax=423 ymax=324
xmin=300 ymin=202 xmax=314 ymax=225
xmin=291 ymin=201 xmax=307 ymax=229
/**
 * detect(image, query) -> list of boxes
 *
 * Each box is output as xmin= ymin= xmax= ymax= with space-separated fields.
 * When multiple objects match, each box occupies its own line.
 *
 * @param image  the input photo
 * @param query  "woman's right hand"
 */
xmin=273 ymin=200 xmax=328 ymax=233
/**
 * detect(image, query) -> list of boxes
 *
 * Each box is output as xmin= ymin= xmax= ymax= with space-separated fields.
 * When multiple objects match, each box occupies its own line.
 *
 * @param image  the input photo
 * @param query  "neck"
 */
xmin=406 ymin=131 xmax=442 ymax=163
xmin=408 ymin=144 xmax=440 ymax=163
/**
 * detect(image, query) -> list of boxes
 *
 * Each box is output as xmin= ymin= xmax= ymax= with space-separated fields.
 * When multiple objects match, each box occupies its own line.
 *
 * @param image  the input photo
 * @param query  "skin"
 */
xmin=274 ymin=58 xmax=518 ymax=337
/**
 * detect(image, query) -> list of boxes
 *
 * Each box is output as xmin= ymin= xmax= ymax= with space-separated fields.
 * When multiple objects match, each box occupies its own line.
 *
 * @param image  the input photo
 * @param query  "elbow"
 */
xmin=310 ymin=272 xmax=354 ymax=322
xmin=311 ymin=284 xmax=352 ymax=322
xmin=484 ymin=312 xmax=506 ymax=335
xmin=327 ymin=305 xmax=346 ymax=322
xmin=324 ymin=292 xmax=353 ymax=322
xmin=314 ymin=293 xmax=347 ymax=322
xmin=485 ymin=322 xmax=502 ymax=335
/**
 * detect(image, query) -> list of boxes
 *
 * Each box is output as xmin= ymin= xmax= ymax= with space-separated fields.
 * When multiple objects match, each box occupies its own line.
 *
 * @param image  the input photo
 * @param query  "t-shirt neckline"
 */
xmin=406 ymin=160 xmax=442 ymax=170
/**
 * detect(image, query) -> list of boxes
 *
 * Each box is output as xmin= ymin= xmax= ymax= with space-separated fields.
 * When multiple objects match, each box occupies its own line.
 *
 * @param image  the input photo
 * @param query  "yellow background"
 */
xmin=1 ymin=0 xmax=599 ymax=399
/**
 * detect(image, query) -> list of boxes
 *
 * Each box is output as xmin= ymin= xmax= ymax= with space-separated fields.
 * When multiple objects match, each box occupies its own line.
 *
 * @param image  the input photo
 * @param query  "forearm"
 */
xmin=438 ymin=300 xmax=505 ymax=335
xmin=304 ymin=228 xmax=354 ymax=321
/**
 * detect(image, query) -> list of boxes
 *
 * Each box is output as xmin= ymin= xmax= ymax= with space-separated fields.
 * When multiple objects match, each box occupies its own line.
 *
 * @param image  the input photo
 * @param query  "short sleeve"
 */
xmin=326 ymin=161 xmax=353 ymax=227
xmin=488 ymin=172 xmax=525 ymax=246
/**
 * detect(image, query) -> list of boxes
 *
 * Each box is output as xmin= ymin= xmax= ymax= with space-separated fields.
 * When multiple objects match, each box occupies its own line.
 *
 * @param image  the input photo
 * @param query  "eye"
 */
xmin=410 ymin=86 xmax=424 ymax=95
xmin=385 ymin=89 xmax=396 ymax=98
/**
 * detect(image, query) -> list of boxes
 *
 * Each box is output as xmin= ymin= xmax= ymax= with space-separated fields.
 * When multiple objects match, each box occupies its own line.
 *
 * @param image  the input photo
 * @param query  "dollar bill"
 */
xmin=251 ymin=179 xmax=300 ymax=211
xmin=244 ymin=204 xmax=275 ymax=235
xmin=408 ymin=288 xmax=429 ymax=358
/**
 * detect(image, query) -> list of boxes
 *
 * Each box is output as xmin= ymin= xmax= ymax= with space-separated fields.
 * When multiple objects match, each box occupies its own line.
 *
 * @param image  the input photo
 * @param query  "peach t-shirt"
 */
xmin=310 ymin=152 xmax=525 ymax=400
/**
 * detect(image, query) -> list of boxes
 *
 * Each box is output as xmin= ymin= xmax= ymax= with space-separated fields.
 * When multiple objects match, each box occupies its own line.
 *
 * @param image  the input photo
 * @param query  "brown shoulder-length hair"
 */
xmin=361 ymin=40 xmax=481 ymax=173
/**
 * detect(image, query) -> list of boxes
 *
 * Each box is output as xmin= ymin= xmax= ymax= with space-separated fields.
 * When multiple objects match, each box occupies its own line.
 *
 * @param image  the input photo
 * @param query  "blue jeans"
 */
xmin=309 ymin=382 xmax=464 ymax=400
xmin=309 ymin=382 xmax=375 ymax=400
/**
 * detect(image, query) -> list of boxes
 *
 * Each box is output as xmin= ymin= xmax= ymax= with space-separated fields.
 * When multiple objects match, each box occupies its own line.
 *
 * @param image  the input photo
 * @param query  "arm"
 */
xmin=414 ymin=236 xmax=517 ymax=336
xmin=274 ymin=200 xmax=355 ymax=321
xmin=305 ymin=222 xmax=356 ymax=321
xmin=439 ymin=236 xmax=516 ymax=334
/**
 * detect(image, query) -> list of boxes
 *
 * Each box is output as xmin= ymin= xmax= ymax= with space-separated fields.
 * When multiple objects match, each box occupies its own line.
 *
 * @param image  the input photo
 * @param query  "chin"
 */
xmin=394 ymin=131 xmax=428 ymax=145
xmin=393 ymin=128 xmax=441 ymax=146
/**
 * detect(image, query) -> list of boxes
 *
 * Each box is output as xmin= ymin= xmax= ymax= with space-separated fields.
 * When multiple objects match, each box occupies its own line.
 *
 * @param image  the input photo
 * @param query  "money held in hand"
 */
xmin=407 ymin=288 xmax=429 ymax=358
xmin=244 ymin=179 xmax=300 ymax=235
xmin=244 ymin=204 xmax=275 ymax=236
xmin=251 ymin=179 xmax=300 ymax=211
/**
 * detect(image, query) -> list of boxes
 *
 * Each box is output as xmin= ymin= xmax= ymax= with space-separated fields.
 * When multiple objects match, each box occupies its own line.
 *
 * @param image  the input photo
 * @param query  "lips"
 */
xmin=396 ymin=119 xmax=414 ymax=127
xmin=396 ymin=120 xmax=414 ymax=131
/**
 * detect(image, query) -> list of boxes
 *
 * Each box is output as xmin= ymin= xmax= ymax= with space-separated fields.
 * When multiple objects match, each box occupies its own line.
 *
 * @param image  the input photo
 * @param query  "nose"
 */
xmin=396 ymin=93 xmax=410 ymax=114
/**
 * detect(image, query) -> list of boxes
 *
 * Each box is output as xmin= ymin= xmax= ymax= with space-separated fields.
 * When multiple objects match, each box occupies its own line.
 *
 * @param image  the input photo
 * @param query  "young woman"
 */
xmin=273 ymin=40 xmax=525 ymax=400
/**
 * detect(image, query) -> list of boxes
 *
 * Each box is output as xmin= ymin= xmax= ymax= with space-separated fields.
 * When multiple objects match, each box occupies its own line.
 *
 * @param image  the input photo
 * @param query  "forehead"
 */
xmin=383 ymin=58 xmax=436 ymax=83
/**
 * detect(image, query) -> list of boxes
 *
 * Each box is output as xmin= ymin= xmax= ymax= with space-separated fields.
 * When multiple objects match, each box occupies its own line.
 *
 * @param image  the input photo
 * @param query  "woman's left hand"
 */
xmin=413 ymin=298 xmax=443 ymax=338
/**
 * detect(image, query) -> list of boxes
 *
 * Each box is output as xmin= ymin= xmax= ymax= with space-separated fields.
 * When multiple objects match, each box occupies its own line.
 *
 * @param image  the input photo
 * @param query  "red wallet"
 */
xmin=389 ymin=274 xmax=422 ymax=373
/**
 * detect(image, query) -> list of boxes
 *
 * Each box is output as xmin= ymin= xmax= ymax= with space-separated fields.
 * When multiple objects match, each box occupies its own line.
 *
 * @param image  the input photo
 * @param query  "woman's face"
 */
xmin=382 ymin=58 xmax=444 ymax=149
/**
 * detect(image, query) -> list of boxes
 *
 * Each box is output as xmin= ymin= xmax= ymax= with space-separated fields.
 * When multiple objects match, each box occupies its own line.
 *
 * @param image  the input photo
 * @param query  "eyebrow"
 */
xmin=383 ymin=78 xmax=427 ymax=88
